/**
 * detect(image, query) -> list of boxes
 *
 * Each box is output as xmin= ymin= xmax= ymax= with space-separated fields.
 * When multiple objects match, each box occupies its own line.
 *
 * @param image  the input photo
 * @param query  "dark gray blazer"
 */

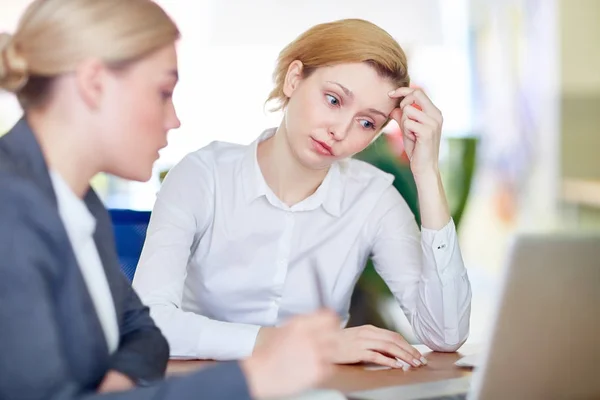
xmin=0 ymin=118 xmax=251 ymax=400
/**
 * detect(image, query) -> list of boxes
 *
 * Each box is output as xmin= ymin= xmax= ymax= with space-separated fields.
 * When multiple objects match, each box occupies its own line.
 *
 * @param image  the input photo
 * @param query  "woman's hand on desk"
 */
xmin=243 ymin=310 xmax=339 ymax=399
xmin=332 ymin=325 xmax=427 ymax=369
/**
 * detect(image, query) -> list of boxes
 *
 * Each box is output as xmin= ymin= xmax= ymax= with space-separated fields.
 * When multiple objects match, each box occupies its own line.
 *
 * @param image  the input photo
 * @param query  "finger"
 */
xmin=411 ymin=90 xmax=441 ymax=120
xmin=402 ymin=90 xmax=441 ymax=122
xmin=362 ymin=350 xmax=400 ymax=369
xmin=403 ymin=129 xmax=416 ymax=142
xmin=395 ymin=358 xmax=414 ymax=371
xmin=389 ymin=346 xmax=422 ymax=368
xmin=391 ymin=338 xmax=425 ymax=365
xmin=401 ymin=125 xmax=416 ymax=156
xmin=399 ymin=89 xmax=427 ymax=107
xmin=399 ymin=95 xmax=428 ymax=116
xmin=362 ymin=327 xmax=424 ymax=365
xmin=388 ymin=86 xmax=416 ymax=99
xmin=403 ymin=119 xmax=434 ymax=142
xmin=402 ymin=104 xmax=438 ymax=128
xmin=390 ymin=108 xmax=403 ymax=126
xmin=375 ymin=329 xmax=423 ymax=361
xmin=400 ymin=114 xmax=417 ymax=142
xmin=360 ymin=339 xmax=421 ymax=368
xmin=399 ymin=93 xmax=418 ymax=110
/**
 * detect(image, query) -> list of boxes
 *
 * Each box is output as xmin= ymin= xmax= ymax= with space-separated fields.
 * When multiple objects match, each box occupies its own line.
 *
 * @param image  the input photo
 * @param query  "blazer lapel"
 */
xmin=85 ymin=188 xmax=127 ymax=325
xmin=0 ymin=118 xmax=112 ymax=363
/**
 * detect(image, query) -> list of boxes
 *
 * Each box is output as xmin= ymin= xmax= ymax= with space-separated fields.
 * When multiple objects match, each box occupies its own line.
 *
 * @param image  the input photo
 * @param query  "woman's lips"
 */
xmin=311 ymin=138 xmax=334 ymax=156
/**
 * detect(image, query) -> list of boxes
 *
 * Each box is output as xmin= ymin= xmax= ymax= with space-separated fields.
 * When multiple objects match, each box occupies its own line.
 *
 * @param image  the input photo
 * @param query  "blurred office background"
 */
xmin=2 ymin=0 xmax=599 ymax=345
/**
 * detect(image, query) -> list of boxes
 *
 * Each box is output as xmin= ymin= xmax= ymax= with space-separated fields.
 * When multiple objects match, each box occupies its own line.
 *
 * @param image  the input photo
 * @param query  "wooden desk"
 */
xmin=166 ymin=346 xmax=476 ymax=394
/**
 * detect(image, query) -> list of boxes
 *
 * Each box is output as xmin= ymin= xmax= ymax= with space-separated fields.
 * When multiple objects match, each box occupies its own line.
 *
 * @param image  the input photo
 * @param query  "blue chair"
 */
xmin=108 ymin=209 xmax=151 ymax=282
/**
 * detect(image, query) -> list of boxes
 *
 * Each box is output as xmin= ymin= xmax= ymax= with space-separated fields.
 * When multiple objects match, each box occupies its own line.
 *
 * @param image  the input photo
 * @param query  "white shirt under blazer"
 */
xmin=50 ymin=170 xmax=120 ymax=354
xmin=132 ymin=128 xmax=472 ymax=360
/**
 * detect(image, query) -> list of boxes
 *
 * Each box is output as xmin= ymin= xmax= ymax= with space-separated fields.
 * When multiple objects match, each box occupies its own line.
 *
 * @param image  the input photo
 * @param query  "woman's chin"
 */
xmin=111 ymin=162 xmax=154 ymax=183
xmin=299 ymin=151 xmax=334 ymax=171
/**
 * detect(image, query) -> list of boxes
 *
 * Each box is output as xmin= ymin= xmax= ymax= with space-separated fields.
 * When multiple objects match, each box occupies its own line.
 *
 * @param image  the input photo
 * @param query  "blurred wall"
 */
xmin=0 ymin=0 xmax=31 ymax=135
xmin=560 ymin=0 xmax=600 ymax=181
xmin=559 ymin=0 xmax=600 ymax=227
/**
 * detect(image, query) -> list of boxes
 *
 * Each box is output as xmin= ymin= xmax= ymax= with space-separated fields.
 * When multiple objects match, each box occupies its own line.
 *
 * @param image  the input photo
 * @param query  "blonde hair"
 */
xmin=0 ymin=0 xmax=179 ymax=108
xmin=267 ymin=18 xmax=410 ymax=111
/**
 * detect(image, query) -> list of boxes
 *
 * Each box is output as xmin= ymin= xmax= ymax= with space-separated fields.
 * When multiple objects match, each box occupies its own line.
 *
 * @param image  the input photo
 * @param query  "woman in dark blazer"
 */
xmin=0 ymin=0 xmax=337 ymax=399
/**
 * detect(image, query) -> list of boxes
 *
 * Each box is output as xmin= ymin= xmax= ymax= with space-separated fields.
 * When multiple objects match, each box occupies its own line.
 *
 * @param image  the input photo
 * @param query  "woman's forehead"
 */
xmin=311 ymin=63 xmax=397 ymax=110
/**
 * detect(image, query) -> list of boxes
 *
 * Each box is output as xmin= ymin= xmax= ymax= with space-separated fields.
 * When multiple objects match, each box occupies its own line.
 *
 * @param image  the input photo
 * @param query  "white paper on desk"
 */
xmin=412 ymin=344 xmax=433 ymax=354
xmin=454 ymin=353 xmax=480 ymax=368
xmin=413 ymin=343 xmax=481 ymax=368
xmin=274 ymin=389 xmax=346 ymax=400
xmin=168 ymin=356 xmax=200 ymax=360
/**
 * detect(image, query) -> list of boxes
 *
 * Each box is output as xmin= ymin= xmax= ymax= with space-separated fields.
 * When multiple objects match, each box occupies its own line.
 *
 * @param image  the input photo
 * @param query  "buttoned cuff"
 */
xmin=420 ymin=218 xmax=466 ymax=282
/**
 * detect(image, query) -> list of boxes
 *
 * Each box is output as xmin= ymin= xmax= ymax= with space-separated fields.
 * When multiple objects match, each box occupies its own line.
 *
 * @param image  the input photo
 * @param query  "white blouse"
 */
xmin=133 ymin=129 xmax=471 ymax=360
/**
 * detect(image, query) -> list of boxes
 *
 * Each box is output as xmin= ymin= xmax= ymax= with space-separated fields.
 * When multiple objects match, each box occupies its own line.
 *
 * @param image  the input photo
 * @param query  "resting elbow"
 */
xmin=430 ymin=339 xmax=466 ymax=353
xmin=417 ymin=330 xmax=469 ymax=353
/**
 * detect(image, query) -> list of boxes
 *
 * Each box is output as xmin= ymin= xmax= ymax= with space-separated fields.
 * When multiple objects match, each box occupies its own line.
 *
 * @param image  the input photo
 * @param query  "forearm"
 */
xmin=413 ymin=220 xmax=472 ymax=351
xmin=110 ymin=326 xmax=169 ymax=383
xmin=414 ymin=169 xmax=451 ymax=230
xmin=148 ymin=302 xmax=261 ymax=360
xmin=412 ymin=267 xmax=472 ymax=352
xmin=91 ymin=363 xmax=251 ymax=400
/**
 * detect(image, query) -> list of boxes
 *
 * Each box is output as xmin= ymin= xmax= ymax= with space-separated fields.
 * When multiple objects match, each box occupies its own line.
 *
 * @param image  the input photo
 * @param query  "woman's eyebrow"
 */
xmin=326 ymin=81 xmax=353 ymax=98
xmin=326 ymin=81 xmax=388 ymax=118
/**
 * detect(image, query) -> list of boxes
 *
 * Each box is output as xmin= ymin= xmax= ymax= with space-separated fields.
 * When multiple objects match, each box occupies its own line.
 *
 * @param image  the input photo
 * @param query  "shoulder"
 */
xmin=338 ymin=158 xmax=395 ymax=201
xmin=0 ymin=172 xmax=67 ymax=273
xmin=187 ymin=140 xmax=249 ymax=166
xmin=0 ymin=171 xmax=50 ymax=219
xmin=343 ymin=158 xmax=395 ymax=184
xmin=340 ymin=158 xmax=413 ymax=217
xmin=157 ymin=140 xmax=253 ymax=206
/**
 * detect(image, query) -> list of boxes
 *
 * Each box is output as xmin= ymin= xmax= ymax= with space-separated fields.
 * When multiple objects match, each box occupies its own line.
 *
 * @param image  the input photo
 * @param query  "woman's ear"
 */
xmin=74 ymin=58 xmax=107 ymax=110
xmin=283 ymin=60 xmax=304 ymax=98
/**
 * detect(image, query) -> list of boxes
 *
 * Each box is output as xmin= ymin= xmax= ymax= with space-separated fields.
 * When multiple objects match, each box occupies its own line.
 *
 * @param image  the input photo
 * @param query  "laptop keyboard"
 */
xmin=417 ymin=394 xmax=467 ymax=400
xmin=348 ymin=393 xmax=467 ymax=400
xmin=347 ymin=376 xmax=471 ymax=400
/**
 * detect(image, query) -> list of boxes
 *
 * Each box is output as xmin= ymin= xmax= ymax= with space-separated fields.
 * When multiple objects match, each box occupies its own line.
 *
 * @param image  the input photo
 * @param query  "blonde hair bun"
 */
xmin=1 ymin=0 xmax=179 ymax=108
xmin=0 ymin=32 xmax=29 ymax=92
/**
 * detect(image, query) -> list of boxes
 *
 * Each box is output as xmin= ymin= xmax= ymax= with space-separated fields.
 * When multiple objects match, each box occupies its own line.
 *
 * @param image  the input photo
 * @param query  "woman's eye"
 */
xmin=359 ymin=119 xmax=375 ymax=130
xmin=326 ymin=94 xmax=339 ymax=106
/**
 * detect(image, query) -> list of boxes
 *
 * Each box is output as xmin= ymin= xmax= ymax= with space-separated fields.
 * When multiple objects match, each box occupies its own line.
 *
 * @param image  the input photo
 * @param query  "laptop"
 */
xmin=350 ymin=232 xmax=600 ymax=400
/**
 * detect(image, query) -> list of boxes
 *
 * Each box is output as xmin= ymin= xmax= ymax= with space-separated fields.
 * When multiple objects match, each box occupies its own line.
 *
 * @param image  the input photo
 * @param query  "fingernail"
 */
xmin=420 ymin=357 xmax=428 ymax=365
xmin=413 ymin=359 xmax=422 ymax=367
xmin=395 ymin=359 xmax=411 ymax=370
xmin=388 ymin=89 xmax=396 ymax=96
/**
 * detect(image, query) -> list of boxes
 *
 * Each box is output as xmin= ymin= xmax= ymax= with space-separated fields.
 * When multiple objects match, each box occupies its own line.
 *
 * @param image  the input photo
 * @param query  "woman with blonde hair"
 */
xmin=0 ymin=0 xmax=338 ymax=399
xmin=134 ymin=18 xmax=472 ymax=369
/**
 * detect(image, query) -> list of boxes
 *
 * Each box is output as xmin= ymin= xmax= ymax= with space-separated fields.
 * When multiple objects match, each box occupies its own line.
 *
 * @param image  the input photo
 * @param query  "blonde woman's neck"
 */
xmin=257 ymin=125 xmax=329 ymax=207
